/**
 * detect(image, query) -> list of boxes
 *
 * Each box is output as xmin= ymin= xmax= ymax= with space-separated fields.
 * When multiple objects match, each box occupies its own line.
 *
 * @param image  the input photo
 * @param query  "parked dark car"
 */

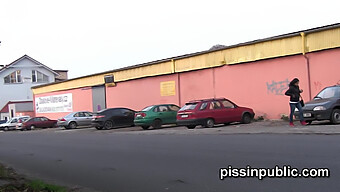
xmin=177 ymin=98 xmax=255 ymax=129
xmin=19 ymin=117 xmax=57 ymax=130
xmin=294 ymin=85 xmax=340 ymax=124
xmin=92 ymin=108 xmax=135 ymax=130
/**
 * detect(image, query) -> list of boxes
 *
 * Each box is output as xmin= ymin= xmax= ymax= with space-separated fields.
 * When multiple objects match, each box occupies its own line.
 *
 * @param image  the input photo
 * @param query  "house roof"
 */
xmin=0 ymin=55 xmax=59 ymax=75
xmin=0 ymin=100 xmax=33 ymax=113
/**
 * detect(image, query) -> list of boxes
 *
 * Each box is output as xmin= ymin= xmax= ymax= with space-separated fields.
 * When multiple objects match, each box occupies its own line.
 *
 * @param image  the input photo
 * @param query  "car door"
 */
xmin=157 ymin=105 xmax=173 ymax=124
xmin=209 ymin=101 xmax=225 ymax=123
xmin=222 ymin=100 xmax=244 ymax=122
xmin=120 ymin=109 xmax=135 ymax=126
xmin=168 ymin=105 xmax=180 ymax=124
xmin=34 ymin=118 xmax=43 ymax=128
xmin=9 ymin=118 xmax=18 ymax=128
xmin=83 ymin=112 xmax=93 ymax=126
xmin=73 ymin=112 xmax=84 ymax=126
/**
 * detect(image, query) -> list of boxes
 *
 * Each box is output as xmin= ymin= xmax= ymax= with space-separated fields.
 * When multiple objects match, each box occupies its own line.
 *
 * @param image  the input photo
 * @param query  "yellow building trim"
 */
xmin=32 ymin=25 xmax=340 ymax=95
xmin=32 ymin=73 xmax=114 ymax=95
xmin=306 ymin=27 xmax=340 ymax=52
xmin=114 ymin=61 xmax=173 ymax=82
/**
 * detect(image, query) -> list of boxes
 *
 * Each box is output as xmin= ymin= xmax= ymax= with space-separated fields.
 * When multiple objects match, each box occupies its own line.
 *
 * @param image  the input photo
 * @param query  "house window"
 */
xmin=32 ymin=70 xmax=49 ymax=83
xmin=4 ymin=70 xmax=22 ymax=84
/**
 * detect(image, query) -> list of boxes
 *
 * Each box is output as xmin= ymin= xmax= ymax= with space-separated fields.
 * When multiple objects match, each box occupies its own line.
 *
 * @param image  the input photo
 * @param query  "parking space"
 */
xmin=2 ymin=120 xmax=340 ymax=135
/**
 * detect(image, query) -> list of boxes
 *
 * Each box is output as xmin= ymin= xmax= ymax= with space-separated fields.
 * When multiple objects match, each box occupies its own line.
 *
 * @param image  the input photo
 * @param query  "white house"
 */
xmin=0 ymin=55 xmax=66 ymax=120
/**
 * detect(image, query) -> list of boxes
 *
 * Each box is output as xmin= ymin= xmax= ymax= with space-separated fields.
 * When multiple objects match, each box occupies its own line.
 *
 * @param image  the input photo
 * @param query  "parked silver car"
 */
xmin=57 ymin=111 xmax=93 ymax=129
xmin=0 ymin=116 xmax=30 ymax=131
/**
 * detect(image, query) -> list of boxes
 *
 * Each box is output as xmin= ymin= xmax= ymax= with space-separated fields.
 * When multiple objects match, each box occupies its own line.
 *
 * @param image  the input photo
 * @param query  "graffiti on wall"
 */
xmin=266 ymin=79 xmax=289 ymax=95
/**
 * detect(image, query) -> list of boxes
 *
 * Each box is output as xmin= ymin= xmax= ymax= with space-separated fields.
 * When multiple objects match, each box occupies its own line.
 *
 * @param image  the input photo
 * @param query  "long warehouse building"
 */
xmin=32 ymin=23 xmax=340 ymax=120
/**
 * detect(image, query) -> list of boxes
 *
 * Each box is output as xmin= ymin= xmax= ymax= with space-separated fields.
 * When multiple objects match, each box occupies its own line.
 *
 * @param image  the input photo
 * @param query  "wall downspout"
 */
xmin=172 ymin=59 xmax=181 ymax=106
xmin=300 ymin=32 xmax=312 ymax=101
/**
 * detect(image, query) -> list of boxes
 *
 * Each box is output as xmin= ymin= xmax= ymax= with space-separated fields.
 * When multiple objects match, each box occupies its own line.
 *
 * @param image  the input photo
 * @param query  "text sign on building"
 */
xmin=160 ymin=81 xmax=176 ymax=96
xmin=35 ymin=93 xmax=73 ymax=113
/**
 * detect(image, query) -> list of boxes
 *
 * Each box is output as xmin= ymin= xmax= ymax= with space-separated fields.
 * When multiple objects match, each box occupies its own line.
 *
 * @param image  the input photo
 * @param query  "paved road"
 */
xmin=0 ymin=124 xmax=339 ymax=192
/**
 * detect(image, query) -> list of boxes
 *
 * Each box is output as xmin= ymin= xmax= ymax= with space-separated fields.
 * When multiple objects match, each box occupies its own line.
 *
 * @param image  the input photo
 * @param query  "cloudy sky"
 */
xmin=0 ymin=0 xmax=339 ymax=78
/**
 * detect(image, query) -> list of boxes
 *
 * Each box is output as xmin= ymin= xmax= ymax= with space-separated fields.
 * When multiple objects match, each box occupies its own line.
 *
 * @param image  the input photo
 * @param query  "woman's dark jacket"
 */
xmin=285 ymin=85 xmax=301 ymax=102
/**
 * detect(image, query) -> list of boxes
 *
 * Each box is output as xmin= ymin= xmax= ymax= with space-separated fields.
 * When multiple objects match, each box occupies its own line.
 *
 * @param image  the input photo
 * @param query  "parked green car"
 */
xmin=134 ymin=104 xmax=180 ymax=130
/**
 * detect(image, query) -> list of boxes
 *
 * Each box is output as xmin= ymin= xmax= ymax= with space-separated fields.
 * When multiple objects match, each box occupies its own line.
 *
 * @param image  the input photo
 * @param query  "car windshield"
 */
xmin=315 ymin=87 xmax=340 ymax=99
xmin=141 ymin=106 xmax=154 ymax=111
xmin=179 ymin=103 xmax=198 ymax=111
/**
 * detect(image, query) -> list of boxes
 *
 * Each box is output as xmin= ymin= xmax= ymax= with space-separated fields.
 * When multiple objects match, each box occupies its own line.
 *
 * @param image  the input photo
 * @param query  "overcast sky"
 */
xmin=0 ymin=0 xmax=339 ymax=78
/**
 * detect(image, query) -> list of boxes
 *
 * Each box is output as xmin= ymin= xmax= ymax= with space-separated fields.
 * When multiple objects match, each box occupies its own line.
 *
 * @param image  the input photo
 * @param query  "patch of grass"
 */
xmin=26 ymin=180 xmax=67 ymax=192
xmin=0 ymin=165 xmax=11 ymax=179
xmin=281 ymin=114 xmax=289 ymax=121
xmin=254 ymin=116 xmax=265 ymax=122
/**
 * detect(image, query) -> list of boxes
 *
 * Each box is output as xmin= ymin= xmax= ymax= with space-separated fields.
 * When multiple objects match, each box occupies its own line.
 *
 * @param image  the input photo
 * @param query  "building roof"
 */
xmin=0 ymin=55 xmax=59 ymax=75
xmin=0 ymin=101 xmax=33 ymax=113
xmin=32 ymin=23 xmax=340 ymax=90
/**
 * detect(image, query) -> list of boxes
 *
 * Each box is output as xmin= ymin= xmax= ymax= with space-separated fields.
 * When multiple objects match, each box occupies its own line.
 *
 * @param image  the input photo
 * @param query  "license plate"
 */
xmin=181 ymin=114 xmax=189 ymax=118
xmin=303 ymin=113 xmax=312 ymax=117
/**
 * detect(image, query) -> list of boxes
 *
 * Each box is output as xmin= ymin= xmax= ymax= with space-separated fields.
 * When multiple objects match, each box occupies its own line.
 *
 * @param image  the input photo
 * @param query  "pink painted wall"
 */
xmin=34 ymin=88 xmax=93 ymax=120
xmin=34 ymin=48 xmax=340 ymax=120
xmin=106 ymin=74 xmax=179 ymax=111
xmin=178 ymin=68 xmax=215 ymax=105
xmin=308 ymin=48 xmax=340 ymax=97
xmin=214 ymin=55 xmax=309 ymax=119
xmin=16 ymin=111 xmax=35 ymax=117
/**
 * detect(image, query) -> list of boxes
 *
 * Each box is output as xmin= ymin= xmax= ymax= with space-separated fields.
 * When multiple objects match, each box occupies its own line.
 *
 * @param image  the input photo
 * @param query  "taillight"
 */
xmin=94 ymin=115 xmax=105 ymax=119
xmin=135 ymin=113 xmax=146 ymax=118
xmin=60 ymin=118 xmax=66 ymax=122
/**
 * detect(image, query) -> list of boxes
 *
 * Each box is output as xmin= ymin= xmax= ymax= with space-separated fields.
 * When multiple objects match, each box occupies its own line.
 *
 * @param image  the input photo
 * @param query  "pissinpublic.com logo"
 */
xmin=219 ymin=165 xmax=330 ymax=180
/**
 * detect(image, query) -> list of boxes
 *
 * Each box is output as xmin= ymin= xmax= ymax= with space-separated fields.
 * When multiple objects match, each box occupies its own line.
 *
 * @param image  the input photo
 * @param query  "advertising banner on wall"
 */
xmin=35 ymin=93 xmax=73 ymax=113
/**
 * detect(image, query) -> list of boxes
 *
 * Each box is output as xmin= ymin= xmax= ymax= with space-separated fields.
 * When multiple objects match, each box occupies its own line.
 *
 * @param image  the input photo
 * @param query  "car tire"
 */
xmin=142 ymin=125 xmax=150 ymax=130
xmin=68 ymin=122 xmax=77 ymax=129
xmin=306 ymin=120 xmax=313 ymax=125
xmin=4 ymin=127 xmax=9 ymax=131
xmin=152 ymin=119 xmax=162 ymax=129
xmin=331 ymin=109 xmax=340 ymax=124
xmin=186 ymin=125 xmax=196 ymax=129
xmin=104 ymin=121 xmax=114 ymax=129
xmin=241 ymin=113 xmax=252 ymax=124
xmin=30 ymin=125 xmax=35 ymax=130
xmin=96 ymin=126 xmax=103 ymax=130
xmin=204 ymin=118 xmax=214 ymax=128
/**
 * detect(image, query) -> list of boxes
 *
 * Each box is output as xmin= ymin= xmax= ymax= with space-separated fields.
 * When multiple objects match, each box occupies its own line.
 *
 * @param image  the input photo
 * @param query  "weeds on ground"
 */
xmin=0 ymin=163 xmax=68 ymax=192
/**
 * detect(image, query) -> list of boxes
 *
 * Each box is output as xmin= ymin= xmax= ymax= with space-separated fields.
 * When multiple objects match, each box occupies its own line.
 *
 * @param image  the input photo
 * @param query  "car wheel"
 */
xmin=104 ymin=121 xmax=114 ymax=129
xmin=186 ymin=125 xmax=196 ymax=129
xmin=68 ymin=122 xmax=77 ymax=129
xmin=4 ymin=127 xmax=9 ymax=131
xmin=204 ymin=118 xmax=214 ymax=128
xmin=152 ymin=119 xmax=162 ymax=129
xmin=30 ymin=125 xmax=36 ymax=130
xmin=96 ymin=126 xmax=103 ymax=130
xmin=241 ymin=113 xmax=252 ymax=124
xmin=331 ymin=109 xmax=340 ymax=124
xmin=141 ymin=125 xmax=150 ymax=130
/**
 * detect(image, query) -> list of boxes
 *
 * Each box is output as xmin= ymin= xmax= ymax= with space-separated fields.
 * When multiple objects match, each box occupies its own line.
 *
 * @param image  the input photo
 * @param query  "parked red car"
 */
xmin=20 ymin=117 xmax=57 ymax=130
xmin=177 ymin=98 xmax=255 ymax=129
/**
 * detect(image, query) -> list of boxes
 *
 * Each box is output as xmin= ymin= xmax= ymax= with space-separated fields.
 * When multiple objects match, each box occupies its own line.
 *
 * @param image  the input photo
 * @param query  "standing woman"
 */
xmin=285 ymin=78 xmax=307 ymax=126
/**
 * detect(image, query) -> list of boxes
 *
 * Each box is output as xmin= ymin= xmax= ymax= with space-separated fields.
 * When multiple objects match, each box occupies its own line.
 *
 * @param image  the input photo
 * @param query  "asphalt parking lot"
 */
xmin=1 ymin=120 xmax=340 ymax=135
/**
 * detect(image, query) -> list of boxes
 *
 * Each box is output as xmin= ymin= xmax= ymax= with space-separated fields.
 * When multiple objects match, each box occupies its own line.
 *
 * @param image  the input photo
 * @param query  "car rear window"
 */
xmin=141 ymin=106 xmax=154 ymax=111
xmin=179 ymin=103 xmax=198 ymax=111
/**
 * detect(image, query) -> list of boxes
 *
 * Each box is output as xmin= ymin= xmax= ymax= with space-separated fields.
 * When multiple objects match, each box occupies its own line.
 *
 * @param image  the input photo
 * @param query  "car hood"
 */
xmin=304 ymin=98 xmax=336 ymax=110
